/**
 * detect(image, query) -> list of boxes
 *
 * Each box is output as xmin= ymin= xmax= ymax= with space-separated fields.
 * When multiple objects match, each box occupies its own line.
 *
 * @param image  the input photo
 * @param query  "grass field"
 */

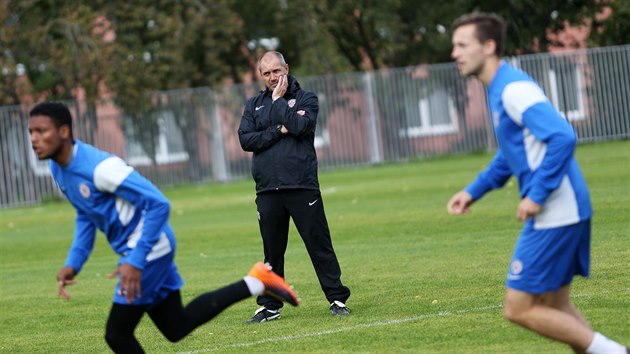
xmin=1 ymin=140 xmax=629 ymax=353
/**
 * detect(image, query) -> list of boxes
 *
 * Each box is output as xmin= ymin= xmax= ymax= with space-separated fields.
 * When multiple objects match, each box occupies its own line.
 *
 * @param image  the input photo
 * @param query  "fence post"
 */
xmin=363 ymin=71 xmax=383 ymax=164
xmin=483 ymin=91 xmax=497 ymax=153
xmin=210 ymin=93 xmax=229 ymax=182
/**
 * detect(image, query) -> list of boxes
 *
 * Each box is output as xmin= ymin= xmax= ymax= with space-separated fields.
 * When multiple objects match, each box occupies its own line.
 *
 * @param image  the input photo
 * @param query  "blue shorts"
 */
xmin=506 ymin=219 xmax=590 ymax=294
xmin=113 ymin=252 xmax=184 ymax=306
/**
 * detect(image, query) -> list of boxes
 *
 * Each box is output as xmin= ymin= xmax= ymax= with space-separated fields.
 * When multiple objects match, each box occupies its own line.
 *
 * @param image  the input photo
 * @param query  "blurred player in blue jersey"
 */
xmin=28 ymin=102 xmax=299 ymax=353
xmin=447 ymin=12 xmax=627 ymax=354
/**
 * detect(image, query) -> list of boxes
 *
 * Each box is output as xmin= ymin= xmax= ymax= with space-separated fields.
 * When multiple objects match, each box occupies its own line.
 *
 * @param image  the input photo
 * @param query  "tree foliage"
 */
xmin=301 ymin=0 xmax=608 ymax=72
xmin=1 ymin=0 xmax=627 ymax=107
xmin=1 ymin=1 xmax=111 ymax=105
xmin=589 ymin=0 xmax=630 ymax=46
xmin=459 ymin=0 xmax=604 ymax=54
xmin=305 ymin=0 xmax=457 ymax=71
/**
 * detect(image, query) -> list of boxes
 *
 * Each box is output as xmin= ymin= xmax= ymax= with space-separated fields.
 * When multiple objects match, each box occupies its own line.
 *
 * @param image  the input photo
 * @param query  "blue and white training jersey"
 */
xmin=466 ymin=61 xmax=592 ymax=229
xmin=50 ymin=140 xmax=175 ymax=274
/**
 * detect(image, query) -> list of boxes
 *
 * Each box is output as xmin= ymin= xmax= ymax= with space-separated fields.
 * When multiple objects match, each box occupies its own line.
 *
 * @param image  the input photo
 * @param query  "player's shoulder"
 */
xmin=77 ymin=141 xmax=131 ymax=176
xmin=494 ymin=63 xmax=532 ymax=87
xmin=76 ymin=140 xmax=113 ymax=163
xmin=93 ymin=154 xmax=135 ymax=192
xmin=495 ymin=65 xmax=544 ymax=99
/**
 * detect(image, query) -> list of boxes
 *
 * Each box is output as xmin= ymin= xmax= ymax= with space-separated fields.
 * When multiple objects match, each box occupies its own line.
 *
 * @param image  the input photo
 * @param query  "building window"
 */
xmin=314 ymin=92 xmax=330 ymax=148
xmin=403 ymin=88 xmax=458 ymax=137
xmin=17 ymin=127 xmax=50 ymax=177
xmin=28 ymin=148 xmax=50 ymax=176
xmin=547 ymin=60 xmax=585 ymax=121
xmin=511 ymin=55 xmax=585 ymax=121
xmin=125 ymin=111 xmax=189 ymax=166
xmin=314 ymin=128 xmax=330 ymax=149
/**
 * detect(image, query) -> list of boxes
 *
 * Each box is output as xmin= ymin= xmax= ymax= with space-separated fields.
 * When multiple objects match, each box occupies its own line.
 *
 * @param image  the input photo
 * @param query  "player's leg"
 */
xmin=549 ymin=287 xmax=628 ymax=354
xmin=504 ymin=220 xmax=626 ymax=353
xmin=504 ymin=287 xmax=627 ymax=354
xmin=255 ymin=192 xmax=290 ymax=311
xmin=547 ymin=284 xmax=591 ymax=353
xmin=105 ymin=253 xmax=180 ymax=353
xmin=288 ymin=189 xmax=350 ymax=308
xmin=104 ymin=303 xmax=146 ymax=353
xmin=149 ymin=282 xmax=251 ymax=342
xmin=150 ymin=264 xmax=298 ymax=337
xmin=547 ymin=284 xmax=590 ymax=328
xmin=504 ymin=287 xmax=594 ymax=350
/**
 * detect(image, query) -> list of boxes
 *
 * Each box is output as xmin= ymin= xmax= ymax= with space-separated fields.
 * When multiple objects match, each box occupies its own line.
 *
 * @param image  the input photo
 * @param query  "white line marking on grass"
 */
xmin=179 ymin=304 xmax=503 ymax=354
xmin=180 ymin=290 xmax=619 ymax=353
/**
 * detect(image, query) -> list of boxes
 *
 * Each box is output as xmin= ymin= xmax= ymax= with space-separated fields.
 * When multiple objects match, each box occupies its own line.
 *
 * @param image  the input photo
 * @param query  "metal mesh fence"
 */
xmin=2 ymin=45 xmax=629 ymax=208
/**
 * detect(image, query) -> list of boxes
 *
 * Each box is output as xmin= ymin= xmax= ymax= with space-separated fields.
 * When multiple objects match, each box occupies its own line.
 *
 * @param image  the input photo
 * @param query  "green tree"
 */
xmin=86 ymin=0 xmax=249 ymax=170
xmin=2 ymin=0 xmax=625 ymax=109
xmin=459 ymin=0 xmax=604 ymax=54
xmin=589 ymin=0 xmax=630 ymax=47
xmin=0 ymin=0 xmax=20 ymax=105
xmin=2 ymin=0 xmax=251 ymax=170
xmin=2 ymin=1 xmax=113 ymax=142
xmin=301 ymin=0 xmax=605 ymax=73
xmin=310 ymin=0 xmax=460 ymax=71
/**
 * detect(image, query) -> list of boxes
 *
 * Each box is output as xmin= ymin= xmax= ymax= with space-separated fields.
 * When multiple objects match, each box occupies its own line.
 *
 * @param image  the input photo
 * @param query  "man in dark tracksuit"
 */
xmin=238 ymin=51 xmax=351 ymax=323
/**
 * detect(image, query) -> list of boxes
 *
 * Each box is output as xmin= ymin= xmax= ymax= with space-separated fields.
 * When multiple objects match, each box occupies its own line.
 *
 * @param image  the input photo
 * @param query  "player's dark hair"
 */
xmin=452 ymin=12 xmax=507 ymax=56
xmin=29 ymin=102 xmax=74 ymax=139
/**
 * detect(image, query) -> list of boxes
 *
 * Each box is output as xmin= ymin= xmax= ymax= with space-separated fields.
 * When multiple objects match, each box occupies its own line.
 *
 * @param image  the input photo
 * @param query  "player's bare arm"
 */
xmin=56 ymin=266 xmax=77 ymax=300
xmin=447 ymin=190 xmax=474 ymax=215
xmin=516 ymin=197 xmax=542 ymax=222
xmin=108 ymin=263 xmax=142 ymax=303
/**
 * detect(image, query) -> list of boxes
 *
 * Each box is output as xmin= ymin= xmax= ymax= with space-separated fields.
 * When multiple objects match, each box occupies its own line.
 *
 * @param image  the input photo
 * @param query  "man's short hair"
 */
xmin=452 ymin=12 xmax=507 ymax=56
xmin=29 ymin=102 xmax=74 ymax=138
xmin=258 ymin=51 xmax=287 ymax=71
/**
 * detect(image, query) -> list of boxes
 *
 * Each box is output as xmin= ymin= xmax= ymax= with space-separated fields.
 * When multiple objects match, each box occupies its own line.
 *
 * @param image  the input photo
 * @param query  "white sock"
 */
xmin=586 ymin=332 xmax=627 ymax=354
xmin=243 ymin=275 xmax=265 ymax=296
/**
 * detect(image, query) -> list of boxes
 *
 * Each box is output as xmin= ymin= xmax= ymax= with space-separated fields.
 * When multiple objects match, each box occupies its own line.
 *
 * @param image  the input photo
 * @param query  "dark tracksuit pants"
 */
xmin=255 ymin=188 xmax=350 ymax=310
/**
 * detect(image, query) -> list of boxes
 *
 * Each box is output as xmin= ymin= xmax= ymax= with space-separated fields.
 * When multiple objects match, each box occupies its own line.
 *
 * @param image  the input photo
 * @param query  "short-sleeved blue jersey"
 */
xmin=50 ymin=140 xmax=175 ymax=274
xmin=466 ymin=62 xmax=592 ymax=229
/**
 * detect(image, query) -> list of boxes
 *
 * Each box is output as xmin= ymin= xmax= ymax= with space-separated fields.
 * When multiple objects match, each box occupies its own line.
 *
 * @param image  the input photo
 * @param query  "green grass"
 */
xmin=1 ymin=140 xmax=629 ymax=353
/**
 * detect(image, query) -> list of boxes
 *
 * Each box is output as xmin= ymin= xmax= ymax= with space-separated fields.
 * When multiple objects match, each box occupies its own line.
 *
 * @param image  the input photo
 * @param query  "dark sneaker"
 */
xmin=248 ymin=262 xmax=299 ymax=306
xmin=330 ymin=300 xmax=350 ymax=316
xmin=245 ymin=307 xmax=280 ymax=323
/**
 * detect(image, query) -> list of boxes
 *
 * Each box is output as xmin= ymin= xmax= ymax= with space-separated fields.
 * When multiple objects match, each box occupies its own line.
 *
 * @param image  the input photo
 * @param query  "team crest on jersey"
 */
xmin=288 ymin=99 xmax=296 ymax=108
xmin=510 ymin=259 xmax=523 ymax=275
xmin=79 ymin=183 xmax=91 ymax=199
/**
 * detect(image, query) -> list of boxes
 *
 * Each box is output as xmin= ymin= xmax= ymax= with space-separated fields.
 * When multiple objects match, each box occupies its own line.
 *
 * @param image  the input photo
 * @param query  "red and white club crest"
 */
xmin=288 ymin=99 xmax=296 ymax=108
